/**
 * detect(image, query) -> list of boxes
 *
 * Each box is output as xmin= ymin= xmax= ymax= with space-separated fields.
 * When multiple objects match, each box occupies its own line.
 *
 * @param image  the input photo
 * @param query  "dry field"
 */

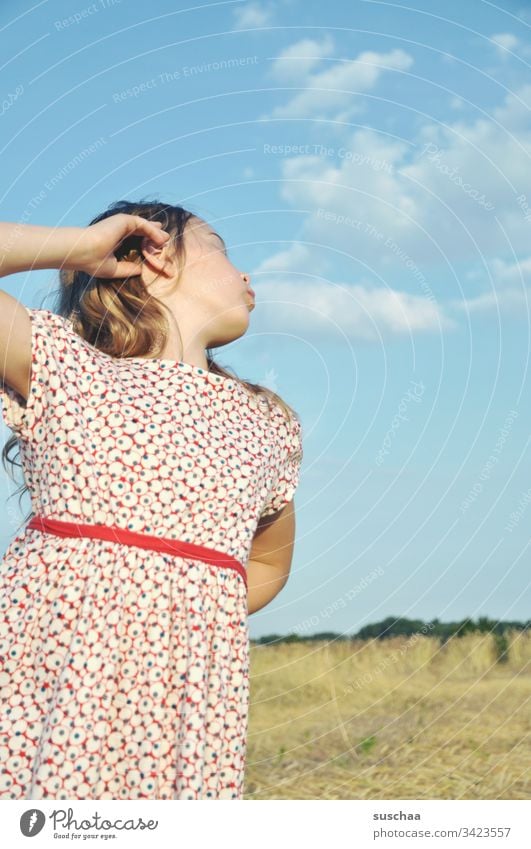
xmin=244 ymin=630 xmax=530 ymax=799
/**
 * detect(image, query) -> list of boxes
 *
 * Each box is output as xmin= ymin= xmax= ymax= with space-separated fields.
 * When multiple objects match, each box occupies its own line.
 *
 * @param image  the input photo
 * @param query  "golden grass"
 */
xmin=243 ymin=630 xmax=530 ymax=799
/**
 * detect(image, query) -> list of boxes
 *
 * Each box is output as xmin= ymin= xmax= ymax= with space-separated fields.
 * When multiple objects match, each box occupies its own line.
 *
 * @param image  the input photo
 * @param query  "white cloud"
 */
xmin=254 ymin=241 xmax=329 ymax=275
xmin=452 ymin=287 xmax=530 ymax=314
xmin=232 ymin=1 xmax=274 ymax=29
xmin=451 ymin=255 xmax=531 ymax=315
xmin=255 ymin=41 xmax=531 ymax=333
xmin=490 ymin=32 xmax=519 ymax=55
xmin=491 ymin=82 xmax=531 ymax=131
xmin=250 ymin=277 xmax=452 ymax=340
xmin=269 ymin=34 xmax=336 ymax=82
xmin=259 ymin=80 xmax=531 ymax=284
xmin=488 ymin=31 xmax=531 ymax=61
xmin=449 ymin=96 xmax=465 ymax=110
xmin=263 ymin=47 xmax=414 ymax=119
xmin=450 ymin=256 xmax=531 ymax=320
xmin=490 ymin=255 xmax=531 ymax=285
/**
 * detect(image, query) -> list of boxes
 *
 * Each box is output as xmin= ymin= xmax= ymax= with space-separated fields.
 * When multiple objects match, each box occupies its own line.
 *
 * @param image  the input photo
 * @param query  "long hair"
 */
xmin=2 ymin=198 xmax=300 ymax=525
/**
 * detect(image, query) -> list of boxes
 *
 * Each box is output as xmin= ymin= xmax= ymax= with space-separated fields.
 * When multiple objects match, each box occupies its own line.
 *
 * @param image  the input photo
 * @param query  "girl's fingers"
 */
xmin=135 ymin=216 xmax=170 ymax=242
xmin=114 ymin=261 xmax=143 ymax=278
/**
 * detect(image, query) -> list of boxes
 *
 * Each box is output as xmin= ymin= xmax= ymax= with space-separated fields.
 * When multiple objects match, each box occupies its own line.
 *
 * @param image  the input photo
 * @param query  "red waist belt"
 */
xmin=26 ymin=515 xmax=247 ymax=589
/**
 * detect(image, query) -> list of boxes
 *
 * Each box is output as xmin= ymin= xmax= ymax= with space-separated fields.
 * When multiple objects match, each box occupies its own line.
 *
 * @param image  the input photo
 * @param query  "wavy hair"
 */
xmin=2 ymin=198 xmax=300 ymax=526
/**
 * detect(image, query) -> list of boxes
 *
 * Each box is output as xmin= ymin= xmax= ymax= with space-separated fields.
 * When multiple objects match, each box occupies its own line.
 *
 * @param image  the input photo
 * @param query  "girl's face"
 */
xmin=179 ymin=217 xmax=255 ymax=346
xmin=141 ymin=216 xmax=255 ymax=350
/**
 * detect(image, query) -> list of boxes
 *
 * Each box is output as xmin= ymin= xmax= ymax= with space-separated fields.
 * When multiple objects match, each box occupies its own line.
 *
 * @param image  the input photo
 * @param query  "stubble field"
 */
xmin=244 ymin=630 xmax=530 ymax=799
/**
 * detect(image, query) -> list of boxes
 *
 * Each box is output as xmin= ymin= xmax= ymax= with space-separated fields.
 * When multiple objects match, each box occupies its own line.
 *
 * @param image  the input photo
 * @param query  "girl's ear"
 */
xmin=140 ymin=236 xmax=175 ymax=276
xmin=141 ymin=237 xmax=163 ymax=256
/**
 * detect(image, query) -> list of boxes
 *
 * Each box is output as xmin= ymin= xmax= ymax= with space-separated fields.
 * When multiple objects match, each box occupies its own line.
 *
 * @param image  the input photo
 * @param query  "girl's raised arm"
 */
xmin=0 ymin=215 xmax=170 ymax=280
xmin=0 ymin=289 xmax=32 ymax=401
xmin=0 ymin=215 xmax=170 ymax=401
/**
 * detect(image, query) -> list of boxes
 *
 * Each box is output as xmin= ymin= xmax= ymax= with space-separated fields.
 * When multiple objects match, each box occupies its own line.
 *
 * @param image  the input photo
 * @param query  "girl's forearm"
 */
xmin=246 ymin=558 xmax=290 ymax=615
xmin=0 ymin=222 xmax=86 ymax=278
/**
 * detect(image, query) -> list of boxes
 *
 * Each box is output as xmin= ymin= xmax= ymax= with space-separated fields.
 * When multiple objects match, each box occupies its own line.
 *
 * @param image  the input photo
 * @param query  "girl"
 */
xmin=0 ymin=199 xmax=303 ymax=800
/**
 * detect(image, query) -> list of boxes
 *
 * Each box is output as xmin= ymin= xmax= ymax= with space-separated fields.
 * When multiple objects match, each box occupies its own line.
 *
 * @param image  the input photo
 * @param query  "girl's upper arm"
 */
xmin=259 ymin=414 xmax=303 ymax=519
xmin=0 ymin=290 xmax=32 ymax=401
xmin=249 ymin=498 xmax=297 ymax=571
xmin=0 ymin=304 xmax=72 ymax=439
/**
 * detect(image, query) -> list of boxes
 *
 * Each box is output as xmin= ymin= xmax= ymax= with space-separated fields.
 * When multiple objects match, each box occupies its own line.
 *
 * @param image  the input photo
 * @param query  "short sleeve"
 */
xmin=260 ymin=413 xmax=304 ymax=517
xmin=0 ymin=307 xmax=69 ymax=440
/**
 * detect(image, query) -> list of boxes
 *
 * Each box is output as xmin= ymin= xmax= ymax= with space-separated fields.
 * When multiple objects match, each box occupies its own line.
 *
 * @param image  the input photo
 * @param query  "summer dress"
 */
xmin=0 ymin=307 xmax=303 ymax=800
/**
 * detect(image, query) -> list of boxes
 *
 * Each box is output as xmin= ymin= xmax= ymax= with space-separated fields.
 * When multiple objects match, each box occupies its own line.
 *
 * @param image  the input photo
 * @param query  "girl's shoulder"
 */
xmin=28 ymin=308 xmax=109 ymax=363
xmin=25 ymin=307 xmax=79 ymax=346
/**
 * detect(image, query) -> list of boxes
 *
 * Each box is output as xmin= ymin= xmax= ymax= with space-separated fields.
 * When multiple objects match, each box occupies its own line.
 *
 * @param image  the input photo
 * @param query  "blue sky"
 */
xmin=0 ymin=0 xmax=530 ymax=638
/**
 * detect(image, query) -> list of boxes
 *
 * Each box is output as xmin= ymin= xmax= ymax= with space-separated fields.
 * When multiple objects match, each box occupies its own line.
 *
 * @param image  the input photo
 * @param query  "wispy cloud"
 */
xmin=452 ymin=287 xmax=530 ymax=314
xmin=490 ymin=32 xmax=520 ymax=55
xmin=264 ymin=41 xmax=414 ymax=119
xmin=452 ymin=256 xmax=531 ymax=315
xmin=269 ymin=34 xmax=336 ymax=81
xmin=256 ymin=80 xmax=531 ymax=304
xmin=251 ymin=277 xmax=453 ymax=340
xmin=488 ymin=31 xmax=531 ymax=59
xmin=232 ymin=0 xmax=274 ymax=29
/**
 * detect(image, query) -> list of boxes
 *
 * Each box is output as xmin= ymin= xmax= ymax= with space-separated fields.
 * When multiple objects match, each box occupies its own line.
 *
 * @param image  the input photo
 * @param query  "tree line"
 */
xmin=253 ymin=615 xmax=530 ymax=651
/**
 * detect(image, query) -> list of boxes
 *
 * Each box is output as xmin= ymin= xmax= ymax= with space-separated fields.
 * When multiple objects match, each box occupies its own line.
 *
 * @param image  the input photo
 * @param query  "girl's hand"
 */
xmin=70 ymin=213 xmax=171 ymax=278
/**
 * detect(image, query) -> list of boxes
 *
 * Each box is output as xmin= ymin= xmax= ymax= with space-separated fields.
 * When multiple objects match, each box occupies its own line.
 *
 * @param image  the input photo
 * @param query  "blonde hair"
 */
xmin=2 ymin=198 xmax=299 ymax=524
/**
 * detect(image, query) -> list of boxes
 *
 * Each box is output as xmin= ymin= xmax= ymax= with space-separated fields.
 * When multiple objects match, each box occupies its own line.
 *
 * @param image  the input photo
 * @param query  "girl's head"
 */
xmin=58 ymin=198 xmax=254 ymax=363
xmin=3 ymin=197 xmax=299 ymax=526
xmin=139 ymin=212 xmax=255 ymax=356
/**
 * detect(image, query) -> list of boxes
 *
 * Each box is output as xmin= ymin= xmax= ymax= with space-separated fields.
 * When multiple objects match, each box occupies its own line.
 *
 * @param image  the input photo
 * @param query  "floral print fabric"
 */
xmin=0 ymin=308 xmax=303 ymax=799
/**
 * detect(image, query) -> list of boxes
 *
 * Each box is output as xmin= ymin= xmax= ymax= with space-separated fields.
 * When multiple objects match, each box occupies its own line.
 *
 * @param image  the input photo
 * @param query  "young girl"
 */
xmin=0 ymin=199 xmax=303 ymax=800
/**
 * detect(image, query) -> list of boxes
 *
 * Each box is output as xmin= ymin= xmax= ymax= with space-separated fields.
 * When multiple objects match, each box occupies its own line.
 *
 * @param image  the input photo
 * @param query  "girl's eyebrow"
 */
xmin=209 ymin=230 xmax=227 ymax=253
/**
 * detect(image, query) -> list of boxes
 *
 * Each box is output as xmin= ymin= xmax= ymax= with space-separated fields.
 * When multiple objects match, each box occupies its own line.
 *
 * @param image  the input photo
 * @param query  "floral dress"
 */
xmin=0 ymin=307 xmax=303 ymax=800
